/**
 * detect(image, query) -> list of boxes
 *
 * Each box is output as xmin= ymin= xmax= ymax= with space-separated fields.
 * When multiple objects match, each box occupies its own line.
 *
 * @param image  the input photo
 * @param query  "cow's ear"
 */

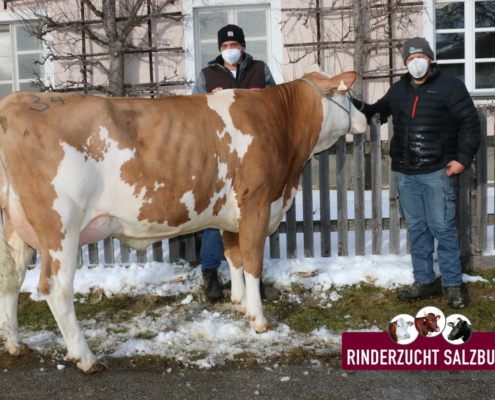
xmin=448 ymin=322 xmax=454 ymax=327
xmin=436 ymin=315 xmax=441 ymax=320
xmin=305 ymin=64 xmax=321 ymax=74
xmin=327 ymin=71 xmax=357 ymax=94
xmin=407 ymin=321 xmax=413 ymax=326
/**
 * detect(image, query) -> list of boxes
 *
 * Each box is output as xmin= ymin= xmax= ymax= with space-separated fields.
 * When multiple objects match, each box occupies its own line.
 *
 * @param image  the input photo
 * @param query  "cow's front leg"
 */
xmin=238 ymin=203 xmax=271 ymax=333
xmin=40 ymin=243 xmax=105 ymax=374
xmin=222 ymin=231 xmax=246 ymax=313
xmin=0 ymin=218 xmax=32 ymax=356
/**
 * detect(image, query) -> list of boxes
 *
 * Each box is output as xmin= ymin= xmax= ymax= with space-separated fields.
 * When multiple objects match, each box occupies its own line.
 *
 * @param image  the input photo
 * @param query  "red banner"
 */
xmin=342 ymin=332 xmax=495 ymax=370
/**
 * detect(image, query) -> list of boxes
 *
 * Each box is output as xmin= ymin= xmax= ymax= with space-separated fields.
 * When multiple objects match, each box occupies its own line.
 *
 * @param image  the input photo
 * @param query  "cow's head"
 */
xmin=423 ymin=312 xmax=441 ymax=333
xmin=448 ymin=318 xmax=469 ymax=341
xmin=301 ymin=65 xmax=367 ymax=154
xmin=393 ymin=317 xmax=414 ymax=341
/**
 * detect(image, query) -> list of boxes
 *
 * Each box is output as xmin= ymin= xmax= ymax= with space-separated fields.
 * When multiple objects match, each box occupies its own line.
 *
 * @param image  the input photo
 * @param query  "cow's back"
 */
xmin=0 ymin=89 xmax=304 ymax=247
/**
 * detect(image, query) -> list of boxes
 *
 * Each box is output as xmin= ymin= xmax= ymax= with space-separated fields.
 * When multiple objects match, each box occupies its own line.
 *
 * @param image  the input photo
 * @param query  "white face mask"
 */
xmin=407 ymin=58 xmax=429 ymax=79
xmin=221 ymin=48 xmax=242 ymax=65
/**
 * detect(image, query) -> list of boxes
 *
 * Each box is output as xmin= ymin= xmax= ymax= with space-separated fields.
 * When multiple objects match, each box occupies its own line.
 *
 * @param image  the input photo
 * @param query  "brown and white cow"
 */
xmin=0 ymin=65 xmax=366 ymax=373
xmin=389 ymin=317 xmax=414 ymax=343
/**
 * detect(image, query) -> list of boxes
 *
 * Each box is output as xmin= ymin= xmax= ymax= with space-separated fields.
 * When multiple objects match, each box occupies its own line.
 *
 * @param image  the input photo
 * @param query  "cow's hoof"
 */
xmin=251 ymin=322 xmax=273 ymax=333
xmin=8 ymin=343 xmax=30 ymax=357
xmin=17 ymin=344 xmax=30 ymax=356
xmin=234 ymin=304 xmax=246 ymax=314
xmin=83 ymin=361 xmax=107 ymax=374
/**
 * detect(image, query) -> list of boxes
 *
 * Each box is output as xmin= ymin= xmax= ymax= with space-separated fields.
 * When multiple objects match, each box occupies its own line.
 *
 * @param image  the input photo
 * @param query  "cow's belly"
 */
xmin=7 ymin=188 xmax=39 ymax=249
xmin=79 ymin=189 xmax=242 ymax=247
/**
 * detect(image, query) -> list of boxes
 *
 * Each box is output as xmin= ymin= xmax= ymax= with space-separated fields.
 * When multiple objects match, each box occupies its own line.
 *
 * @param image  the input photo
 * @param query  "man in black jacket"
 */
xmin=353 ymin=37 xmax=480 ymax=309
xmin=192 ymin=24 xmax=276 ymax=300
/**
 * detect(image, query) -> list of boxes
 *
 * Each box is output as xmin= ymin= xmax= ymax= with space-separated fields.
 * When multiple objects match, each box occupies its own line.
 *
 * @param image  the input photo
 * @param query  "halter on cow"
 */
xmin=0 ymin=65 xmax=366 ymax=373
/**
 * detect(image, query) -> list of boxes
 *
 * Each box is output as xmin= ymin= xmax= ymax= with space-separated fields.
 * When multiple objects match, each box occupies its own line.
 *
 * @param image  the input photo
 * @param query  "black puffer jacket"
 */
xmin=354 ymin=64 xmax=480 ymax=175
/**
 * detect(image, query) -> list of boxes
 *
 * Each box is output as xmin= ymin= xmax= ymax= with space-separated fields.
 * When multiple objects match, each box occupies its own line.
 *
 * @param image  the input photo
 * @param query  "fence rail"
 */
xmin=67 ymin=109 xmax=494 ymax=269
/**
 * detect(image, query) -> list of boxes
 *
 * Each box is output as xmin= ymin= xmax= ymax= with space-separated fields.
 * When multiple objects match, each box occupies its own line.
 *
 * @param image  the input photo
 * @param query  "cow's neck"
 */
xmin=270 ymin=80 xmax=327 ymax=206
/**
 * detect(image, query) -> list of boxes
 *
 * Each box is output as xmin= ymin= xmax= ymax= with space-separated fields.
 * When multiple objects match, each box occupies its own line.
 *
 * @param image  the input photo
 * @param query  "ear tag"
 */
xmin=338 ymin=80 xmax=348 ymax=91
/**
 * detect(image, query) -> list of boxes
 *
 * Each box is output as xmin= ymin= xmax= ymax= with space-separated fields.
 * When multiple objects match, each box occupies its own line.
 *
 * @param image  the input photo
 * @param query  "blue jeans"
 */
xmin=200 ymin=228 xmax=224 ymax=271
xmin=395 ymin=169 xmax=462 ymax=287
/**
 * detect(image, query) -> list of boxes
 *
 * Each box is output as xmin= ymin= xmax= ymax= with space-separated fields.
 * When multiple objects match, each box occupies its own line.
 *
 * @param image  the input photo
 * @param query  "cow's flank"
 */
xmin=0 ymin=65 xmax=366 ymax=373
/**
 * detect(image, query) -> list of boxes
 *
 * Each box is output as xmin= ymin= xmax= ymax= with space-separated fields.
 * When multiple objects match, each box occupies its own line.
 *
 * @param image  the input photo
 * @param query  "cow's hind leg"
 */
xmin=0 ymin=217 xmax=33 ymax=356
xmin=222 ymin=231 xmax=246 ymax=313
xmin=39 ymin=238 xmax=105 ymax=374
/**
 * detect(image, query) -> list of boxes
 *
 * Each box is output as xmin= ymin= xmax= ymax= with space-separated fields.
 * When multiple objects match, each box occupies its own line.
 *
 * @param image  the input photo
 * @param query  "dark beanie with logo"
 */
xmin=218 ymin=24 xmax=246 ymax=49
xmin=402 ymin=37 xmax=434 ymax=64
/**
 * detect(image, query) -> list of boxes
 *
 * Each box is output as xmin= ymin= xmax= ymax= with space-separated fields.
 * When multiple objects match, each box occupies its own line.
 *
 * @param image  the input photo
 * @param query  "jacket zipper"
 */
xmin=411 ymin=96 xmax=419 ymax=118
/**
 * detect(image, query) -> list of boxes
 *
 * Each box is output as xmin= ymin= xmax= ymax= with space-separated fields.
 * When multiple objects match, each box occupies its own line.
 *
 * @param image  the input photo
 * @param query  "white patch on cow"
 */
xmin=180 ymin=190 xmax=198 ymax=221
xmin=50 ymin=126 xmax=151 ymax=253
xmin=284 ymin=187 xmax=298 ymax=213
xmin=312 ymin=94 xmax=367 ymax=156
xmin=154 ymin=182 xmax=165 ymax=191
xmin=395 ymin=318 xmax=412 ymax=341
xmin=206 ymin=90 xmax=253 ymax=161
xmin=226 ymin=256 xmax=245 ymax=312
xmin=244 ymin=272 xmax=268 ymax=331
xmin=266 ymin=186 xmax=298 ymax=234
xmin=268 ymin=196 xmax=284 ymax=233
xmin=192 ymin=176 xmax=196 ymax=180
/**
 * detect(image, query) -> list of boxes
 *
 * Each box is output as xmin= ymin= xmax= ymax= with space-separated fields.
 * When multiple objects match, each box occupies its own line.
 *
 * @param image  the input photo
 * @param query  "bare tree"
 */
xmin=12 ymin=0 xmax=188 ymax=97
xmin=280 ymin=0 xmax=423 ymax=84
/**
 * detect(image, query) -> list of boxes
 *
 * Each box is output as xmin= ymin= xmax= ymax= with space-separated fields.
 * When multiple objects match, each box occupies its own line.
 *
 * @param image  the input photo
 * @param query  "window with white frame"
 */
xmin=435 ymin=0 xmax=495 ymax=94
xmin=194 ymin=5 xmax=270 ymax=74
xmin=0 ymin=24 xmax=44 ymax=98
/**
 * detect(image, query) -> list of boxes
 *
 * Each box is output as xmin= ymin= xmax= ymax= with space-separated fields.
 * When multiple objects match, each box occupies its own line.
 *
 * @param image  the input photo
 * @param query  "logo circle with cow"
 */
xmin=414 ymin=307 xmax=446 ymax=337
xmin=442 ymin=314 xmax=473 ymax=345
xmin=388 ymin=314 xmax=418 ymax=344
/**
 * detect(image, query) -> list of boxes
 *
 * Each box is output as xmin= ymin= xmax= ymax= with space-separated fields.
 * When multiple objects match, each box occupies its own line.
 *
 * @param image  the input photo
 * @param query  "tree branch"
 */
xmin=84 ymin=0 xmax=104 ymax=19
xmin=121 ymin=0 xmax=145 ymax=39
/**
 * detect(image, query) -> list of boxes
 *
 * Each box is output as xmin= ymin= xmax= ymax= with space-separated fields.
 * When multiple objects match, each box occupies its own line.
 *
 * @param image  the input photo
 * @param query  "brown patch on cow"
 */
xmin=213 ymin=195 xmax=227 ymax=216
xmin=222 ymin=231 xmax=243 ymax=268
xmin=0 ymin=116 xmax=7 ymax=134
xmin=0 ymin=92 xmax=69 ymax=280
xmin=116 ymin=95 xmax=235 ymax=227
xmin=81 ymin=133 xmax=110 ymax=162
xmin=23 ymin=129 xmax=29 ymax=137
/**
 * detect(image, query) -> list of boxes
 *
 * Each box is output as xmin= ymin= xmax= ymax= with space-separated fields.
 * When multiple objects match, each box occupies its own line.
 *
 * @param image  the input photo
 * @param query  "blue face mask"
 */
xmin=221 ymin=48 xmax=242 ymax=65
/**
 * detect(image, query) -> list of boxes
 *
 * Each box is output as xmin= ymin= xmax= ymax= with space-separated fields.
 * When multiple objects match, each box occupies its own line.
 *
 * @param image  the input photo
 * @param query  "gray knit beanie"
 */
xmin=402 ymin=37 xmax=434 ymax=64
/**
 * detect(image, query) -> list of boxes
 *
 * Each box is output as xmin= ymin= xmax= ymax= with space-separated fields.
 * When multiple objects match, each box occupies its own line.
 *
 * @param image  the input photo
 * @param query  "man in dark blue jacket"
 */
xmin=353 ymin=37 xmax=480 ymax=309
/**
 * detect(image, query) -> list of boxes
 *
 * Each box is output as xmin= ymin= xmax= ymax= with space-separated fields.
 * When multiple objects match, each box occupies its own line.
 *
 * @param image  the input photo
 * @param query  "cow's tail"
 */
xmin=0 ymin=155 xmax=17 ymax=293
xmin=0 ymin=216 xmax=17 ymax=293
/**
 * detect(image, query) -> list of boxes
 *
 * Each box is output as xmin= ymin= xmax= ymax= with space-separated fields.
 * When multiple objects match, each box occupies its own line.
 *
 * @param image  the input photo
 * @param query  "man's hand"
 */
xmin=446 ymin=160 xmax=465 ymax=176
xmin=212 ymin=87 xmax=223 ymax=93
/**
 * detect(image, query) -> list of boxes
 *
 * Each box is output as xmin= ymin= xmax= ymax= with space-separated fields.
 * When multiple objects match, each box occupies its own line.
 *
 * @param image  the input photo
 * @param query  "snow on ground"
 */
xmin=11 ymin=190 xmax=495 ymax=368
